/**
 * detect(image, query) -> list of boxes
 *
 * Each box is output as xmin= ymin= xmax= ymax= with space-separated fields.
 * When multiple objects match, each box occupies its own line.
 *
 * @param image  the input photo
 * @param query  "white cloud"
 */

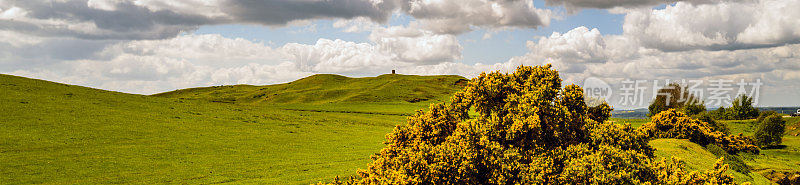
xmin=0 ymin=0 xmax=555 ymax=40
xmin=0 ymin=0 xmax=399 ymax=40
xmin=501 ymin=23 xmax=800 ymax=108
xmin=402 ymin=0 xmax=553 ymax=34
xmin=98 ymin=34 xmax=285 ymax=67
xmin=623 ymin=0 xmax=800 ymax=51
xmin=282 ymin=38 xmax=396 ymax=73
xmin=526 ymin=27 xmax=610 ymax=63
xmin=369 ymin=26 xmax=462 ymax=64
xmin=333 ymin=17 xmax=378 ymax=33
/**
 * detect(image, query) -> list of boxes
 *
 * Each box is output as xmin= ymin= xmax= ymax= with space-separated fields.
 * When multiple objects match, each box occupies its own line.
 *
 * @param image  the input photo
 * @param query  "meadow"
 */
xmin=2 ymin=73 xmax=799 ymax=184
xmin=1 ymin=74 xmax=459 ymax=184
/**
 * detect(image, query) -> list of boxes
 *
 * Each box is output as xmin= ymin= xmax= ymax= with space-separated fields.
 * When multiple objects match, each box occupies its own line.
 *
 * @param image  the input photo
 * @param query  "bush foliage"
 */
xmin=329 ymin=65 xmax=737 ymax=184
xmin=641 ymin=109 xmax=759 ymax=154
xmin=694 ymin=112 xmax=730 ymax=135
xmin=587 ymin=101 xmax=613 ymax=124
xmin=756 ymin=111 xmax=778 ymax=124
xmin=754 ymin=114 xmax=786 ymax=147
xmin=705 ymin=144 xmax=750 ymax=174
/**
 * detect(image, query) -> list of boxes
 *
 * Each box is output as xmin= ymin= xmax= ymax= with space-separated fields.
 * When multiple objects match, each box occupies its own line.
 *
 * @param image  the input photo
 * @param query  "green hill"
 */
xmin=649 ymin=139 xmax=772 ymax=184
xmin=154 ymin=74 xmax=468 ymax=105
xmin=0 ymin=73 xmax=461 ymax=184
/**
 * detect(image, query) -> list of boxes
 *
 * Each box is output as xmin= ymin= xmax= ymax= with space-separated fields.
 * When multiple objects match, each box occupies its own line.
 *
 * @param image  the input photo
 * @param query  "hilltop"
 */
xmin=154 ymin=74 xmax=468 ymax=105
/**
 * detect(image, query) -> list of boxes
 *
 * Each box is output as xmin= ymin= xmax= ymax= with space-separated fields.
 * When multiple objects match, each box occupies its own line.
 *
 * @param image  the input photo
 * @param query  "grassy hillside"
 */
xmin=154 ymin=74 xmax=467 ymax=105
xmin=154 ymin=74 xmax=467 ymax=116
xmin=650 ymin=139 xmax=772 ymax=184
xmin=644 ymin=118 xmax=800 ymax=184
xmin=0 ymin=74 xmax=427 ymax=184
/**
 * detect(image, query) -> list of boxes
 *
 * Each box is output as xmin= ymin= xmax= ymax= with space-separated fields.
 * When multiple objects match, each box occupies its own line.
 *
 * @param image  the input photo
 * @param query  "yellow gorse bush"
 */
xmin=642 ymin=109 xmax=759 ymax=154
xmin=328 ymin=65 xmax=736 ymax=185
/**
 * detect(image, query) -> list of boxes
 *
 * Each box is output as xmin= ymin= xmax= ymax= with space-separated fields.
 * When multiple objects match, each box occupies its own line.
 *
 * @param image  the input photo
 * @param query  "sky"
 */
xmin=1 ymin=0 xmax=799 ymax=109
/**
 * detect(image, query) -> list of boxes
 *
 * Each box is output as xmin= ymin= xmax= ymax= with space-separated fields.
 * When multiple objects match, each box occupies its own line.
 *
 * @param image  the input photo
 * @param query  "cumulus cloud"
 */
xmin=401 ymin=0 xmax=553 ymax=34
xmin=500 ymin=22 xmax=800 ymax=108
xmin=0 ymin=0 xmax=556 ymax=40
xmin=219 ymin=0 xmax=399 ymax=25
xmin=282 ymin=38 xmax=395 ymax=73
xmin=0 ymin=0 xmax=400 ymax=40
xmin=98 ymin=34 xmax=285 ymax=66
xmin=510 ymin=24 xmax=800 ymax=78
xmin=623 ymin=0 xmax=800 ymax=51
xmin=369 ymin=26 xmax=462 ymax=64
xmin=526 ymin=27 xmax=611 ymax=63
xmin=0 ymin=0 xmax=216 ymax=40
xmin=5 ymin=33 xmax=304 ymax=94
xmin=333 ymin=17 xmax=378 ymax=33
xmin=544 ymin=0 xmax=722 ymax=12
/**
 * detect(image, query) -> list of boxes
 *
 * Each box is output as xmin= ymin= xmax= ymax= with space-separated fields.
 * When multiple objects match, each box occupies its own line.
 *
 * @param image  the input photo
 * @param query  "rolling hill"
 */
xmin=154 ymin=74 xmax=468 ymax=105
xmin=0 ymin=73 xmax=463 ymax=184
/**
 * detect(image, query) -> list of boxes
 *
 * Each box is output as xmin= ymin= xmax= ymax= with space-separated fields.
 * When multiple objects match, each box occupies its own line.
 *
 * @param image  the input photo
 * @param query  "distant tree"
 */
xmin=754 ymin=114 xmax=785 ymax=147
xmin=681 ymin=98 xmax=707 ymax=116
xmin=727 ymin=94 xmax=759 ymax=120
xmin=710 ymin=107 xmax=728 ymax=120
xmin=648 ymin=83 xmax=704 ymax=117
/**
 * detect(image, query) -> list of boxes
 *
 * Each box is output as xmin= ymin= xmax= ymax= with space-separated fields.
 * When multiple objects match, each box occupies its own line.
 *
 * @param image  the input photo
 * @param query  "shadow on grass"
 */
xmin=762 ymin=145 xmax=787 ymax=149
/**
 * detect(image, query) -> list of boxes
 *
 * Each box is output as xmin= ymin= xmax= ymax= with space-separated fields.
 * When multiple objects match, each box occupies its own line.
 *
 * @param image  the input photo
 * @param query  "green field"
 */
xmin=0 ymin=74 xmax=463 ymax=184
xmin=2 ymin=73 xmax=799 ymax=184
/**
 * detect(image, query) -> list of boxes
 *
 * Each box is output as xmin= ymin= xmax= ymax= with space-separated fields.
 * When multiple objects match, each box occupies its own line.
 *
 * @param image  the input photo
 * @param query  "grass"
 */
xmin=0 ymin=74 xmax=466 ymax=184
xmin=638 ymin=117 xmax=800 ymax=184
xmin=649 ymin=139 xmax=772 ymax=184
xmin=608 ymin=118 xmax=650 ymax=128
xmin=154 ymin=74 xmax=466 ymax=105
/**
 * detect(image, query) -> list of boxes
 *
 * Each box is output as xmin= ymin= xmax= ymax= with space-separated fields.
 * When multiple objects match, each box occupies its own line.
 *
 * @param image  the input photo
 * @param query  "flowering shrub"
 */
xmin=641 ymin=109 xmax=759 ymax=154
xmin=327 ymin=65 xmax=735 ymax=184
xmin=587 ymin=101 xmax=613 ymax=124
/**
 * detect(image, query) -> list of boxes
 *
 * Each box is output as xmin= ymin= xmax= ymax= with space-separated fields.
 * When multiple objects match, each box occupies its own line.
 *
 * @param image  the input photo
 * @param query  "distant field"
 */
xmin=608 ymin=118 xmax=651 ymax=128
